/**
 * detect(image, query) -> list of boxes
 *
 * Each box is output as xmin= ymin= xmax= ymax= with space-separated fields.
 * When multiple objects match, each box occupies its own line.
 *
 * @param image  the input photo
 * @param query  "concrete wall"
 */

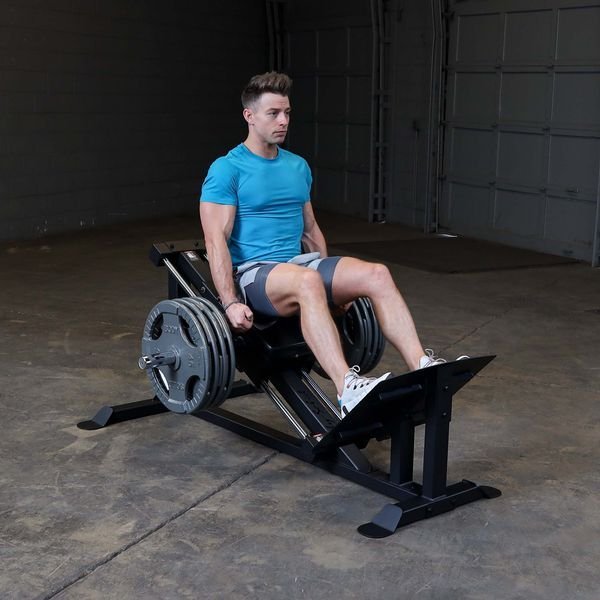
xmin=283 ymin=0 xmax=373 ymax=219
xmin=0 ymin=0 xmax=266 ymax=241
xmin=385 ymin=0 xmax=435 ymax=228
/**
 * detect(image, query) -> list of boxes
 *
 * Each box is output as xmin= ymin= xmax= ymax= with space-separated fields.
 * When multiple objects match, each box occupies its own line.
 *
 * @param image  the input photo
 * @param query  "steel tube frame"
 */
xmin=80 ymin=240 xmax=501 ymax=538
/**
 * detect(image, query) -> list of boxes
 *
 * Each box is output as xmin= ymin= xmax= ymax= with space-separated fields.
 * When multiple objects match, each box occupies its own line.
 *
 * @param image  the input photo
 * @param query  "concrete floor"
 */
xmin=1 ymin=212 xmax=599 ymax=600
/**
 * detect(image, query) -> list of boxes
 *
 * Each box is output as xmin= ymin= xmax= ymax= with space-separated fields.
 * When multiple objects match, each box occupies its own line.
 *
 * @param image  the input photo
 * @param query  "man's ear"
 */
xmin=243 ymin=107 xmax=253 ymax=125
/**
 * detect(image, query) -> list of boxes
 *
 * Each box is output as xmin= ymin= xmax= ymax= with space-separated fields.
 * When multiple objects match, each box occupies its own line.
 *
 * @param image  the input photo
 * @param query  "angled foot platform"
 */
xmin=314 ymin=355 xmax=495 ymax=454
xmin=311 ymin=356 xmax=501 ymax=537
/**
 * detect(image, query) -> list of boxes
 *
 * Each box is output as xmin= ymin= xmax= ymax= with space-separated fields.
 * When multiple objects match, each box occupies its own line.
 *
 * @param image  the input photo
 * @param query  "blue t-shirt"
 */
xmin=200 ymin=144 xmax=312 ymax=266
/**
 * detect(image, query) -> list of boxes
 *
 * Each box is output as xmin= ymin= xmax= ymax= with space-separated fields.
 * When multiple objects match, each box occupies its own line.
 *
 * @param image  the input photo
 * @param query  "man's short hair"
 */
xmin=241 ymin=72 xmax=292 ymax=108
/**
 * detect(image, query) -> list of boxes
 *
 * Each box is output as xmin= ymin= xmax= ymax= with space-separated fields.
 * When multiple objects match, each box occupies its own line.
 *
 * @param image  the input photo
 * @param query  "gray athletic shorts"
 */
xmin=235 ymin=252 xmax=343 ymax=318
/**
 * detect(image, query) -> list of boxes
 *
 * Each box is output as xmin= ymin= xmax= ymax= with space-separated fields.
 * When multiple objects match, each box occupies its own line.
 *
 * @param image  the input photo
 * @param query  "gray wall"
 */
xmin=281 ymin=0 xmax=437 ymax=226
xmin=284 ymin=0 xmax=373 ymax=219
xmin=5 ymin=0 xmax=596 ymax=263
xmin=385 ymin=0 xmax=435 ymax=227
xmin=0 ymin=0 xmax=266 ymax=241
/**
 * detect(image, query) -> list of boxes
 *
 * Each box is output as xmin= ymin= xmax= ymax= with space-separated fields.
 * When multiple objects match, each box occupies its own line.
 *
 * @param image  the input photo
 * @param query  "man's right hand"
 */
xmin=225 ymin=302 xmax=254 ymax=332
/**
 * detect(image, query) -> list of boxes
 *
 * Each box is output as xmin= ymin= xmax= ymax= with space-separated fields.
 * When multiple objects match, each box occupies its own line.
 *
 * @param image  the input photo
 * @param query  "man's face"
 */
xmin=245 ymin=93 xmax=291 ymax=145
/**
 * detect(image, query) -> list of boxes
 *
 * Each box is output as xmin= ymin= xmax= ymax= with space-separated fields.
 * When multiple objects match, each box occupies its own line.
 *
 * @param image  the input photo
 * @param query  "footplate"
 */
xmin=312 ymin=356 xmax=495 ymax=453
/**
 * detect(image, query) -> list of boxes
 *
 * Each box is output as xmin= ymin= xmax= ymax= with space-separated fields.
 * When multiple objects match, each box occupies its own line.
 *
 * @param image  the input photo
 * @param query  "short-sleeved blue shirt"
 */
xmin=200 ymin=144 xmax=312 ymax=267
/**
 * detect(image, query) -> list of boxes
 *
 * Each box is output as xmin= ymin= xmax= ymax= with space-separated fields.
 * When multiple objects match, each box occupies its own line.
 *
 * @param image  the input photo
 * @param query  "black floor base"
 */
xmin=77 ymin=381 xmax=258 ymax=430
xmin=358 ymin=482 xmax=502 ymax=538
xmin=78 ymin=361 xmax=501 ymax=539
xmin=77 ymin=397 xmax=166 ymax=430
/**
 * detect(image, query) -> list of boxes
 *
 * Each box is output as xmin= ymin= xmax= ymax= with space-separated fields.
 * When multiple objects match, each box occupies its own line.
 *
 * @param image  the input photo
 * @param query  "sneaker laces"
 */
xmin=423 ymin=349 xmax=446 ymax=366
xmin=344 ymin=365 xmax=379 ymax=390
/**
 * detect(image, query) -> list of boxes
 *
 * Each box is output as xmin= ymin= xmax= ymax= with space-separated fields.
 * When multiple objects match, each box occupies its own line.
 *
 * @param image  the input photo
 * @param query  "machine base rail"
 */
xmin=358 ymin=481 xmax=502 ymax=539
xmin=77 ymin=397 xmax=166 ymax=430
xmin=78 ymin=357 xmax=501 ymax=538
xmin=77 ymin=380 xmax=258 ymax=430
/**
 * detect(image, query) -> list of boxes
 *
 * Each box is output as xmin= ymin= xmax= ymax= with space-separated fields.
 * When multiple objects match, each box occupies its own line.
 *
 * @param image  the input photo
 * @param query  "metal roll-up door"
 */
xmin=440 ymin=0 xmax=600 ymax=264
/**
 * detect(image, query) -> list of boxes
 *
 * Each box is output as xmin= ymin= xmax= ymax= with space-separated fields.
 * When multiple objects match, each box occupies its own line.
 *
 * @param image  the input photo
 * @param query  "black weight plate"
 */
xmin=202 ymin=298 xmax=236 ymax=407
xmin=141 ymin=299 xmax=211 ymax=414
xmin=186 ymin=297 xmax=235 ymax=407
xmin=169 ymin=299 xmax=217 ymax=413
xmin=183 ymin=298 xmax=229 ymax=408
xmin=356 ymin=298 xmax=374 ymax=369
xmin=177 ymin=298 xmax=222 ymax=409
xmin=358 ymin=297 xmax=386 ymax=373
xmin=182 ymin=297 xmax=235 ymax=407
xmin=201 ymin=300 xmax=235 ymax=407
xmin=341 ymin=300 xmax=368 ymax=369
xmin=358 ymin=297 xmax=374 ymax=372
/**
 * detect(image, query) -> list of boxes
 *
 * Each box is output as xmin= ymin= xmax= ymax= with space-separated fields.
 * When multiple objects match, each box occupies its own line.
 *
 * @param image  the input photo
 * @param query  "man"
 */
xmin=200 ymin=72 xmax=458 ymax=416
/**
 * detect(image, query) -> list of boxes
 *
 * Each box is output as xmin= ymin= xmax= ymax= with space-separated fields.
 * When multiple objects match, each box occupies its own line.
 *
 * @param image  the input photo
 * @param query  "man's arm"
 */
xmin=301 ymin=202 xmax=328 ymax=256
xmin=199 ymin=202 xmax=253 ymax=332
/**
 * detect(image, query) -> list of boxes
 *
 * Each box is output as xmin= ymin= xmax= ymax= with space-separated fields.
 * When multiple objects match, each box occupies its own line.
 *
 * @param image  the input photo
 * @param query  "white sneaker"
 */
xmin=337 ymin=366 xmax=391 ymax=416
xmin=418 ymin=349 xmax=446 ymax=369
xmin=418 ymin=349 xmax=470 ymax=369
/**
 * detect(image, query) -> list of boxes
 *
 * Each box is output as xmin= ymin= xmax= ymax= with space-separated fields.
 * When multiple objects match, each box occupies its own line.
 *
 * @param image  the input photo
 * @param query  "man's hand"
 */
xmin=225 ymin=302 xmax=254 ymax=332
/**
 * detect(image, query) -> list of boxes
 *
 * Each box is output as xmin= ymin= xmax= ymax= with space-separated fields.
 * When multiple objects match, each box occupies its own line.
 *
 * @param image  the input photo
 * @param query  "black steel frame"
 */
xmin=79 ymin=240 xmax=500 ymax=538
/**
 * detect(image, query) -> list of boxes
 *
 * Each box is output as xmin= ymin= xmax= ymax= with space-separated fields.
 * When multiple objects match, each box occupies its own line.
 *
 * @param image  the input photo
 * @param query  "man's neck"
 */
xmin=243 ymin=136 xmax=278 ymax=159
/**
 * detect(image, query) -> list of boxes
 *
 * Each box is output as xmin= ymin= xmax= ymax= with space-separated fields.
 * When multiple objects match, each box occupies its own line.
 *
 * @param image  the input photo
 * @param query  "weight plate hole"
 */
xmin=186 ymin=375 xmax=200 ymax=401
xmin=150 ymin=314 xmax=163 ymax=340
xmin=179 ymin=316 xmax=194 ymax=346
xmin=156 ymin=369 xmax=169 ymax=393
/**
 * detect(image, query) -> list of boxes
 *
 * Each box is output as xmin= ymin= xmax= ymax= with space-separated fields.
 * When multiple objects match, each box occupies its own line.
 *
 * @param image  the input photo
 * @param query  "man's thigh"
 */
xmin=240 ymin=258 xmax=342 ymax=317
xmin=329 ymin=256 xmax=384 ymax=305
xmin=238 ymin=263 xmax=280 ymax=317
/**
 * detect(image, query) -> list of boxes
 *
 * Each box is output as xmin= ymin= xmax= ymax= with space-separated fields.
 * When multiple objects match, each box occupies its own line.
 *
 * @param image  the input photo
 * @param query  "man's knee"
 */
xmin=297 ymin=268 xmax=327 ymax=300
xmin=369 ymin=262 xmax=393 ymax=287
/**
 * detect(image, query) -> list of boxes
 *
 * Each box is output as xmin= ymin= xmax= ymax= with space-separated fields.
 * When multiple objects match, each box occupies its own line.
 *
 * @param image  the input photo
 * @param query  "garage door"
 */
xmin=283 ymin=2 xmax=374 ymax=218
xmin=440 ymin=0 xmax=600 ymax=263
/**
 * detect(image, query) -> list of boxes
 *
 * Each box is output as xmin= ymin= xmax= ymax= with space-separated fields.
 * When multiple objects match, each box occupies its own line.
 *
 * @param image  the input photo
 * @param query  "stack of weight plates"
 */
xmin=141 ymin=297 xmax=235 ymax=414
